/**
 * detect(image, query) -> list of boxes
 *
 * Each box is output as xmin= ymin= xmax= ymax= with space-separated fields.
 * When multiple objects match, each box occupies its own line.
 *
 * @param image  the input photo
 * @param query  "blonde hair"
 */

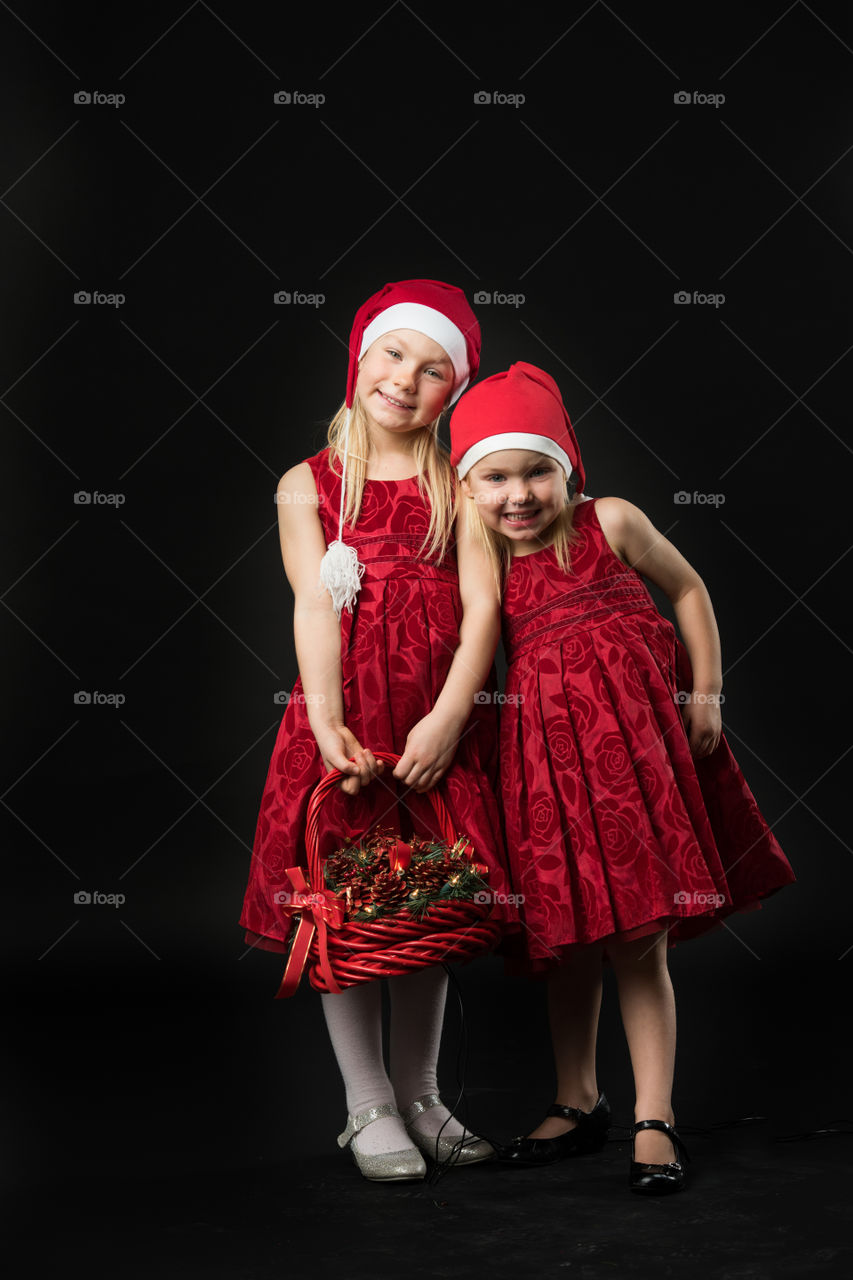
xmin=458 ymin=482 xmax=581 ymax=600
xmin=325 ymin=394 xmax=456 ymax=562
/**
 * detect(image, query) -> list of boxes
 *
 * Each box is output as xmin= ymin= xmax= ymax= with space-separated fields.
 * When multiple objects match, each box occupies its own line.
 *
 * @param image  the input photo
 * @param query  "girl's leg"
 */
xmin=528 ymin=943 xmax=604 ymax=1138
xmin=321 ymin=983 xmax=414 ymax=1155
xmin=387 ymin=965 xmax=469 ymax=1140
xmin=606 ymin=930 xmax=678 ymax=1164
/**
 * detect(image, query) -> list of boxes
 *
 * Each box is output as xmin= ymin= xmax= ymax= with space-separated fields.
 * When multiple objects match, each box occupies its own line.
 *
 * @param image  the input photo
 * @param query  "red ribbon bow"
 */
xmin=276 ymin=866 xmax=344 ymax=998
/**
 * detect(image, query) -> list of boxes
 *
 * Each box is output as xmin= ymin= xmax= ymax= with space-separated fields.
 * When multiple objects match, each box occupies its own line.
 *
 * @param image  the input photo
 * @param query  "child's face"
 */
xmin=356 ymin=329 xmax=454 ymax=436
xmin=461 ymin=449 xmax=569 ymax=549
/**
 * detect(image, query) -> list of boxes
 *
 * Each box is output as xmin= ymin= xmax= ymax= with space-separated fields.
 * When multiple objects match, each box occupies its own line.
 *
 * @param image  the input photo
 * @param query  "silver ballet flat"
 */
xmin=402 ymin=1093 xmax=496 ymax=1165
xmin=337 ymin=1103 xmax=427 ymax=1182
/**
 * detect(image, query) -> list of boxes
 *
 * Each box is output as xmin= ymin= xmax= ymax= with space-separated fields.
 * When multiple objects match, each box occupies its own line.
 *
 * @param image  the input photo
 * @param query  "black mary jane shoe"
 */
xmin=498 ymin=1093 xmax=611 ymax=1167
xmin=629 ymin=1119 xmax=691 ymax=1195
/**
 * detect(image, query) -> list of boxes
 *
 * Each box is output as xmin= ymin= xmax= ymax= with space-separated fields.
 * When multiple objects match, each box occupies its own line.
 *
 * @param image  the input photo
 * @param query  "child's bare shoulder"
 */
xmin=592 ymin=496 xmax=650 ymax=536
xmin=278 ymin=459 xmax=319 ymax=499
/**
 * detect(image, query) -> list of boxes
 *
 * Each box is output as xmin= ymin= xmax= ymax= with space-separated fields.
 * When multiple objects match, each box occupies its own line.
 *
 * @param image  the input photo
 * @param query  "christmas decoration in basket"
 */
xmin=275 ymin=751 xmax=503 ymax=997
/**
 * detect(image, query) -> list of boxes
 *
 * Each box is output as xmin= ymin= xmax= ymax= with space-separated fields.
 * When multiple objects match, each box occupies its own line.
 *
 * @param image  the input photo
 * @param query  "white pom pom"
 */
xmin=319 ymin=540 xmax=365 ymax=618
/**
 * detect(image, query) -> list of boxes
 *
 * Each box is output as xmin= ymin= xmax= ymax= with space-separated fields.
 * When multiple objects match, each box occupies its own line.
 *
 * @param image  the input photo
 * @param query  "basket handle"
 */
xmin=304 ymin=750 xmax=458 ymax=889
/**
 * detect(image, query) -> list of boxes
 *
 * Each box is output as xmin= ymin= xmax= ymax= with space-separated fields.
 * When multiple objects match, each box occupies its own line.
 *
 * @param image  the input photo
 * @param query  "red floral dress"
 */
xmin=240 ymin=447 xmax=514 ymax=953
xmin=499 ymin=497 xmax=795 ymax=970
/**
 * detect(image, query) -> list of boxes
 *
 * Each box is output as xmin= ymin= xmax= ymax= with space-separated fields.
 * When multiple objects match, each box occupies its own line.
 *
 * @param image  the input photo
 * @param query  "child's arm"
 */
xmin=596 ymin=497 xmax=723 ymax=759
xmin=393 ymin=517 xmax=501 ymax=793
xmin=277 ymin=463 xmax=384 ymax=796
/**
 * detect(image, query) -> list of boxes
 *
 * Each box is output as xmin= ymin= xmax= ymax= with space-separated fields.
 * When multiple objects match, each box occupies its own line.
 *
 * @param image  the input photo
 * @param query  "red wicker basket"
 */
xmin=276 ymin=752 xmax=503 ymax=997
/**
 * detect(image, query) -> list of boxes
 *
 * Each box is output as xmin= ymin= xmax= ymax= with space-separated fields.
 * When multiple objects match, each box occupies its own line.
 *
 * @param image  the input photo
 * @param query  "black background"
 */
xmin=4 ymin=1 xmax=852 ymax=1272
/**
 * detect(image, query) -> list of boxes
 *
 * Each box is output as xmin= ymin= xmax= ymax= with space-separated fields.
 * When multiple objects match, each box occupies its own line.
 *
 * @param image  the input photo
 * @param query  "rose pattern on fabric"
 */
xmin=498 ymin=498 xmax=795 ymax=969
xmin=240 ymin=449 xmax=514 ymax=952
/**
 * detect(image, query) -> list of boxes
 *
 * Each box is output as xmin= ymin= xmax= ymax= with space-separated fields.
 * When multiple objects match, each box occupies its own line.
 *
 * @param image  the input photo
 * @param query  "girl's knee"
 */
xmin=606 ymin=930 xmax=669 ymax=973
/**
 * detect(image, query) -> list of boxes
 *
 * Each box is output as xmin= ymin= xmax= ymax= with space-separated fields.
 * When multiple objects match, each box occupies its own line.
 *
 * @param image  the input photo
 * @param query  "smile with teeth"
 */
xmin=503 ymin=509 xmax=540 ymax=522
xmin=378 ymin=390 xmax=414 ymax=410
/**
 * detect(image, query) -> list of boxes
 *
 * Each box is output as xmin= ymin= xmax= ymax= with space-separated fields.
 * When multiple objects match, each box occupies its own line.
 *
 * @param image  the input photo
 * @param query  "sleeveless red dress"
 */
xmin=499 ymin=497 xmax=795 ymax=970
xmin=240 ymin=447 xmax=514 ymax=953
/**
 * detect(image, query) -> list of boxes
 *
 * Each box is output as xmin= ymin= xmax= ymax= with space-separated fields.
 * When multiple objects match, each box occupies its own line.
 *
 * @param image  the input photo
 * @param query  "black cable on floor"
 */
xmin=425 ymin=962 xmax=476 ymax=1186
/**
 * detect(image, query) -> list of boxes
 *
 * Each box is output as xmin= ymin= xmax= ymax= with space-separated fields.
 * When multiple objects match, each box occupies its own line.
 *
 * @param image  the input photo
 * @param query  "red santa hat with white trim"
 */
xmin=449 ymin=361 xmax=585 ymax=493
xmin=320 ymin=279 xmax=482 ymax=616
xmin=346 ymin=278 xmax=481 ymax=409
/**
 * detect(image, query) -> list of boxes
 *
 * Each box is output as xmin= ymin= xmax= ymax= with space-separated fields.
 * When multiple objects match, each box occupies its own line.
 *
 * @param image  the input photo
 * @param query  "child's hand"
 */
xmin=679 ymin=692 xmax=722 ymax=759
xmin=312 ymin=723 xmax=385 ymax=796
xmin=393 ymin=711 xmax=461 ymax=794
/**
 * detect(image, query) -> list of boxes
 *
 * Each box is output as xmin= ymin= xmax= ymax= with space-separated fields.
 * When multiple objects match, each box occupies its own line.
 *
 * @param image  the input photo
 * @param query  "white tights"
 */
xmin=321 ymin=966 xmax=468 ymax=1155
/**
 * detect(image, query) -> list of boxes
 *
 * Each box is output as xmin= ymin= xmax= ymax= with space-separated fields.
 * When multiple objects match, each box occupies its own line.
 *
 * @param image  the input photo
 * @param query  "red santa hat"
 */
xmin=346 ymin=278 xmax=481 ymax=407
xmin=321 ymin=279 xmax=481 ymax=617
xmin=450 ymin=361 xmax=585 ymax=494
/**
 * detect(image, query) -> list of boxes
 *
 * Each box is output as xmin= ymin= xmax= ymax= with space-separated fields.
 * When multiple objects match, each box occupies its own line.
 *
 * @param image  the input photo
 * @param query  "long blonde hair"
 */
xmin=458 ymin=484 xmax=581 ymax=599
xmin=325 ymin=395 xmax=456 ymax=562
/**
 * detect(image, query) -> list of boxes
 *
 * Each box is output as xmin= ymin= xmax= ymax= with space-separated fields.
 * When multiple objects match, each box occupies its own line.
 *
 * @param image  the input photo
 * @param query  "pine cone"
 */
xmin=324 ymin=851 xmax=359 ymax=887
xmin=368 ymin=869 xmax=410 ymax=913
xmin=407 ymin=860 xmax=447 ymax=895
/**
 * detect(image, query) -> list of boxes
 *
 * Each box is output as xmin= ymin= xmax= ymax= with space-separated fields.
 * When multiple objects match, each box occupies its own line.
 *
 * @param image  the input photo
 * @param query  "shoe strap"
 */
xmin=546 ymin=1103 xmax=583 ymax=1121
xmin=337 ymin=1102 xmax=399 ymax=1149
xmin=400 ymin=1093 xmax=443 ymax=1126
xmin=632 ymin=1118 xmax=691 ymax=1163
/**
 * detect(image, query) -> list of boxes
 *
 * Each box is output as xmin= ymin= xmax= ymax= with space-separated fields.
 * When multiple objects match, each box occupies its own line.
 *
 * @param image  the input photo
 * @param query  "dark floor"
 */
xmin=6 ymin=950 xmax=853 ymax=1279
xmin=8 ymin=1124 xmax=853 ymax=1279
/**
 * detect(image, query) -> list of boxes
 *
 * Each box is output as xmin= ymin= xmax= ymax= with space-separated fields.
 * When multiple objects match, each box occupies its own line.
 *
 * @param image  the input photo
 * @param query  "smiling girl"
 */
xmin=240 ymin=280 xmax=514 ymax=1181
xmin=450 ymin=362 xmax=795 ymax=1194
